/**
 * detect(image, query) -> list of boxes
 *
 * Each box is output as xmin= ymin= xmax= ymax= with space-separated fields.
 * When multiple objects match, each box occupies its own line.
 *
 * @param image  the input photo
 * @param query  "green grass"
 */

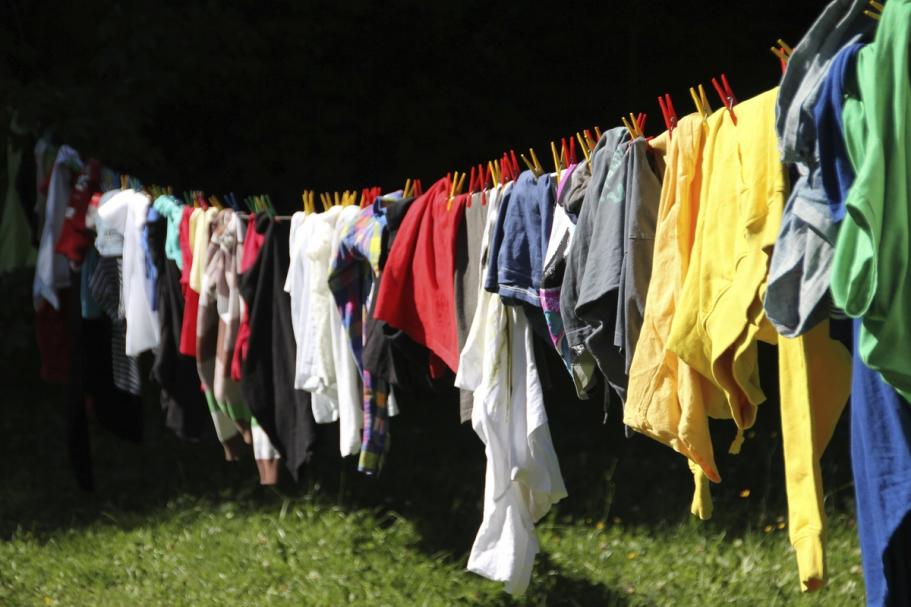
xmin=0 ymin=270 xmax=865 ymax=606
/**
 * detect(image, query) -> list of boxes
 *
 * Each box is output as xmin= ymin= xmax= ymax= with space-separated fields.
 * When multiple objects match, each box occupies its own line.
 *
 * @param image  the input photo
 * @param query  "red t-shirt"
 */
xmin=374 ymin=176 xmax=466 ymax=373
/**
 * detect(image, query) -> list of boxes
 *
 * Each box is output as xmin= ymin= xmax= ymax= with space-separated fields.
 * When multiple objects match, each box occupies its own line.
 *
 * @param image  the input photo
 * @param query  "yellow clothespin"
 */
xmin=487 ymin=160 xmax=500 ymax=187
xmin=529 ymin=148 xmax=544 ymax=177
xmin=403 ymin=178 xmax=412 ymax=199
xmin=864 ymin=0 xmax=883 ymax=20
xmin=519 ymin=152 xmax=535 ymax=173
xmin=447 ymin=171 xmax=459 ymax=210
xmin=576 ymin=132 xmax=592 ymax=168
xmin=550 ymin=141 xmax=561 ymax=186
xmin=689 ymin=84 xmax=712 ymax=125
xmin=593 ymin=126 xmax=602 ymax=139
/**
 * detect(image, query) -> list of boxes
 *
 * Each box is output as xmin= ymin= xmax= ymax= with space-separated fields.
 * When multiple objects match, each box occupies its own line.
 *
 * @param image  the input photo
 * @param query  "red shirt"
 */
xmin=374 ymin=176 xmax=466 ymax=373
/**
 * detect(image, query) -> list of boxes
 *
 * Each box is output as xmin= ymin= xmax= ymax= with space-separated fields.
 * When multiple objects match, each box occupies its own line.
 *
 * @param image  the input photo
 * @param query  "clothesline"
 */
xmin=17 ymin=0 xmax=909 ymax=602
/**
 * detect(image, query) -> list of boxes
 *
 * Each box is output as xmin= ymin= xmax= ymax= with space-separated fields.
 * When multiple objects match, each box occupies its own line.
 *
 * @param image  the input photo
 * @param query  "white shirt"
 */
xmin=91 ymin=189 xmax=125 ymax=256
xmin=98 ymin=190 xmax=160 ymax=356
xmin=33 ymin=145 xmax=81 ymax=309
xmin=456 ymin=184 xmax=567 ymax=595
xmin=284 ymin=211 xmax=338 ymax=424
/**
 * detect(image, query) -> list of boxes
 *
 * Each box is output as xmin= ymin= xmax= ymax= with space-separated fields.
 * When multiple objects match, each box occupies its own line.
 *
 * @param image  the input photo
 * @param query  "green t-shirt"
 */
xmin=832 ymin=0 xmax=911 ymax=402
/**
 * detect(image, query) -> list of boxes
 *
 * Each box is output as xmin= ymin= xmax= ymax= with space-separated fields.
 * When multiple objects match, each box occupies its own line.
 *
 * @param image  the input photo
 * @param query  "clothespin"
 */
xmin=120 ymin=174 xmax=128 ymax=190
xmin=403 ymin=178 xmax=412 ymax=199
xmin=864 ymin=0 xmax=883 ymax=20
xmin=576 ymin=132 xmax=592 ymax=168
xmin=530 ymin=148 xmax=544 ymax=177
xmin=770 ymin=39 xmax=792 ymax=74
xmin=209 ymin=195 xmax=224 ymax=210
xmin=689 ymin=83 xmax=712 ymax=125
xmin=593 ymin=126 xmax=602 ymax=140
xmin=550 ymin=141 xmax=561 ymax=186
xmin=583 ymin=129 xmax=597 ymax=151
xmin=711 ymin=73 xmax=738 ymax=124
xmin=488 ymin=160 xmax=499 ymax=188
xmin=658 ymin=93 xmax=678 ymax=139
xmin=447 ymin=171 xmax=460 ymax=211
xmin=622 ymin=112 xmax=646 ymax=139
xmin=509 ymin=150 xmax=521 ymax=180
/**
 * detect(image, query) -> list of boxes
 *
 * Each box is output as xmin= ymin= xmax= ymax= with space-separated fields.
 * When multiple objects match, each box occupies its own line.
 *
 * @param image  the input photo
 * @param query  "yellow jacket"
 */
xmin=661 ymin=88 xmax=850 ymax=591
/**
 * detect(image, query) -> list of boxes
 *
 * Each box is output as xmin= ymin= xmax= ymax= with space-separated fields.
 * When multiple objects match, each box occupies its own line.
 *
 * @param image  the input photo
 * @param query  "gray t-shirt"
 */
xmin=560 ymin=128 xmax=627 ymax=357
xmin=576 ymin=138 xmax=664 ymax=404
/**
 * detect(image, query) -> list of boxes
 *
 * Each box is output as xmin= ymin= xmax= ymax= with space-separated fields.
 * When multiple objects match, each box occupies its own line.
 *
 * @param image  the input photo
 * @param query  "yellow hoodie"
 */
xmin=662 ymin=88 xmax=850 ymax=591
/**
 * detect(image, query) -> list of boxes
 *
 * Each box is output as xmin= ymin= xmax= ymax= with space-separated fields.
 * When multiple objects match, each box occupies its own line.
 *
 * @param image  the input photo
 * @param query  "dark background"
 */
xmin=1 ymin=0 xmax=824 ymax=210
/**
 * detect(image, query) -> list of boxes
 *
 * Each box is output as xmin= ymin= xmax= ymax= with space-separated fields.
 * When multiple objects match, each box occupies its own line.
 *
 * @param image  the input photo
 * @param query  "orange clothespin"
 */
xmin=658 ymin=93 xmax=678 ymax=139
xmin=711 ymin=73 xmax=738 ymax=124
xmin=770 ymin=39 xmax=792 ymax=75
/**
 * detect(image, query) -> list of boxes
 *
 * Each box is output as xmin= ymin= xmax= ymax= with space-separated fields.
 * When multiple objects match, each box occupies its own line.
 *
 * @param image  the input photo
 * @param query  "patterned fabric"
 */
xmin=328 ymin=201 xmax=390 ymax=474
xmin=197 ymin=209 xmax=254 ymax=461
xmin=88 ymin=254 xmax=141 ymax=396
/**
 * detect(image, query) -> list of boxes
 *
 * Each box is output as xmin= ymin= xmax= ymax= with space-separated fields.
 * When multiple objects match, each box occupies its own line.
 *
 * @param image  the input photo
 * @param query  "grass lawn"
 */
xmin=0 ymin=271 xmax=864 ymax=606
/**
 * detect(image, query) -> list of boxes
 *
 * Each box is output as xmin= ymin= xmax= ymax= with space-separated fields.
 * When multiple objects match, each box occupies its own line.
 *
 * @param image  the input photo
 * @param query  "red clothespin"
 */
xmin=636 ymin=112 xmax=647 ymax=136
xmin=509 ymin=150 xmax=520 ymax=180
xmin=414 ymin=179 xmax=423 ymax=197
xmin=711 ymin=73 xmax=737 ymax=124
xmin=658 ymin=93 xmax=678 ymax=139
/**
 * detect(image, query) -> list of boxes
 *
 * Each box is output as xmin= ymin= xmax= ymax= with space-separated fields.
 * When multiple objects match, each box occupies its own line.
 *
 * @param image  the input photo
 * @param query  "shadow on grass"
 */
xmin=0 ymin=270 xmax=855 ymax=571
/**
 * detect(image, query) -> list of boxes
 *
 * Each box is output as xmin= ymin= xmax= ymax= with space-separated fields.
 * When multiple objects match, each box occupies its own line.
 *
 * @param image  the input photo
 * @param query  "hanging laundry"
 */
xmin=453 ymin=190 xmax=490 ymax=423
xmin=178 ymin=206 xmax=204 ymax=357
xmin=33 ymin=145 xmax=80 ymax=310
xmin=327 ymin=204 xmax=366 ymax=457
xmin=285 ymin=208 xmax=343 ymax=449
xmin=826 ymin=5 xmax=911 ymax=604
xmin=197 ymin=208 xmax=256 ymax=462
xmin=97 ymin=189 xmax=160 ymax=356
xmin=539 ymin=163 xmax=584 ymax=376
xmin=374 ymin=176 xmax=466 ymax=374
xmin=239 ymin=214 xmax=316 ymax=481
xmin=0 ymin=132 xmax=37 ymax=273
xmin=328 ymin=196 xmax=398 ymax=474
xmin=665 ymin=89 xmax=851 ymax=591
xmin=484 ymin=170 xmax=555 ymax=309
xmin=362 ymin=195 xmax=439 ymax=396
xmin=56 ymin=159 xmax=102 ymax=265
xmin=292 ymin=207 xmax=343 ymax=424
xmin=830 ymin=0 xmax=911 ymax=405
xmin=624 ymin=113 xmax=729 ymax=519
xmin=575 ymin=134 xmax=665 ymax=404
xmin=147 ymin=197 xmax=209 ymax=441
xmin=561 ymin=130 xmax=625 ymax=398
xmin=230 ymin=211 xmax=265 ymax=380
xmin=456 ymin=183 xmax=567 ymax=595
xmin=765 ymin=0 xmax=872 ymax=337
